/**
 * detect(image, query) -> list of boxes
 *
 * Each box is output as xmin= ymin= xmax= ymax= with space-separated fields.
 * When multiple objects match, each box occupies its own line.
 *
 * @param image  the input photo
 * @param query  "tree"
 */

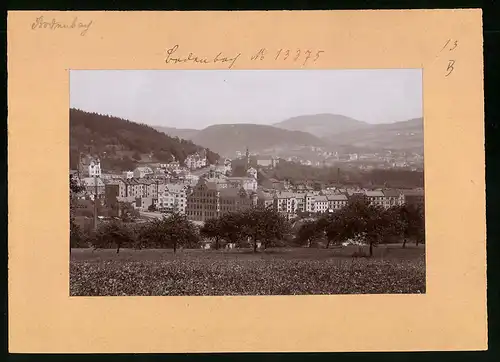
xmin=148 ymin=203 xmax=157 ymax=212
xmin=297 ymin=219 xmax=322 ymax=247
xmin=200 ymin=217 xmax=223 ymax=250
xmin=70 ymin=175 xmax=85 ymax=252
xmin=92 ymin=220 xmax=135 ymax=254
xmin=239 ymin=206 xmax=290 ymax=252
xmin=396 ymin=203 xmax=424 ymax=248
xmin=141 ymin=212 xmax=199 ymax=252
xmin=218 ymin=212 xmax=245 ymax=247
xmin=119 ymin=201 xmax=140 ymax=222
xmin=337 ymin=199 xmax=389 ymax=257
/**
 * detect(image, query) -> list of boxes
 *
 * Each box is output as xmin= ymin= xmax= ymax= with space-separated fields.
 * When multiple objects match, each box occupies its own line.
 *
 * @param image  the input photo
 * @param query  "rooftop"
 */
xmin=326 ymin=194 xmax=348 ymax=201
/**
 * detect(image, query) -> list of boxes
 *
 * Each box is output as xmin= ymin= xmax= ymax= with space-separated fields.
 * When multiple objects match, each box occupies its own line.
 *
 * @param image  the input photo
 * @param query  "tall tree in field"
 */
xmin=93 ymin=220 xmax=135 ymax=254
xmin=297 ymin=219 xmax=323 ymax=247
xmin=200 ymin=217 xmax=223 ymax=250
xmin=70 ymin=175 xmax=85 ymax=252
xmin=340 ymin=199 xmax=389 ymax=257
xmin=219 ymin=212 xmax=245 ymax=247
xmin=396 ymin=203 xmax=424 ymax=248
xmin=412 ymin=204 xmax=425 ymax=246
xmin=141 ymin=212 xmax=199 ymax=252
xmin=240 ymin=206 xmax=290 ymax=252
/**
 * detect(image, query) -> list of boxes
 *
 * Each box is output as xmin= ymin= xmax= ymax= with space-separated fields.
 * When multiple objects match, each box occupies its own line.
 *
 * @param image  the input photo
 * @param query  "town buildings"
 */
xmin=157 ymin=184 xmax=188 ymax=214
xmin=326 ymin=194 xmax=348 ymax=211
xmin=185 ymin=150 xmax=208 ymax=170
xmin=133 ymin=166 xmax=154 ymax=179
xmin=185 ymin=179 xmax=256 ymax=221
xmin=73 ymin=151 xmax=424 ymax=223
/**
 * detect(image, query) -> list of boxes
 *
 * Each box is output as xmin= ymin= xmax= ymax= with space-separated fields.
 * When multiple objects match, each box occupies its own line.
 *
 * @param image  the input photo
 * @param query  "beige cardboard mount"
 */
xmin=8 ymin=10 xmax=486 ymax=353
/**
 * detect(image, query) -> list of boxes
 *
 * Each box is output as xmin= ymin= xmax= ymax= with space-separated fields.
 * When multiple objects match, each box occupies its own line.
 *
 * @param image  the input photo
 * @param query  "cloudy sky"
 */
xmin=70 ymin=69 xmax=422 ymax=129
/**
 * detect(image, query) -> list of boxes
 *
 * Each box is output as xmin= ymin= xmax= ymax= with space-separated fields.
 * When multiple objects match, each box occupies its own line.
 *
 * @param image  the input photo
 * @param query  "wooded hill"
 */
xmin=70 ymin=108 xmax=220 ymax=171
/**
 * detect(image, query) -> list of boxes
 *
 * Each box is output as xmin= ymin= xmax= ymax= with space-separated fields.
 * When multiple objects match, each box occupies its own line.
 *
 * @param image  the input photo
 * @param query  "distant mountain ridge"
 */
xmin=327 ymin=117 xmax=424 ymax=152
xmin=273 ymin=113 xmax=371 ymax=138
xmin=152 ymin=126 xmax=200 ymax=140
xmin=190 ymin=123 xmax=328 ymax=157
xmin=151 ymin=114 xmax=424 ymax=156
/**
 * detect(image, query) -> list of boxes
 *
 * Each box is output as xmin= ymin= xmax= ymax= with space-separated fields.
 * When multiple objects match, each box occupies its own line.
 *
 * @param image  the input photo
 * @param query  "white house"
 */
xmin=315 ymin=195 xmax=329 ymax=213
xmin=326 ymin=194 xmax=348 ymax=211
xmin=274 ymin=192 xmax=298 ymax=217
xmin=88 ymin=159 xmax=101 ymax=177
xmin=133 ymin=166 xmax=153 ymax=179
xmin=246 ymin=167 xmax=258 ymax=180
xmin=157 ymin=184 xmax=188 ymax=214
xmin=305 ymin=194 xmax=316 ymax=213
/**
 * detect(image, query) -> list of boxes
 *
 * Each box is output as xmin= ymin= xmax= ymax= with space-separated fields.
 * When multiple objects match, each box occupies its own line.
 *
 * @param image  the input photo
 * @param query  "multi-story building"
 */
xmin=256 ymin=190 xmax=274 ymax=208
xmin=78 ymin=155 xmax=101 ymax=178
xmin=133 ymin=166 xmax=153 ymax=179
xmin=185 ymin=181 xmax=220 ymax=221
xmin=106 ymin=178 xmax=160 ymax=199
xmin=185 ymin=150 xmax=208 ymax=170
xmin=122 ymin=171 xmax=134 ymax=179
xmin=305 ymin=194 xmax=316 ymax=213
xmin=365 ymin=190 xmax=386 ymax=208
xmin=104 ymin=184 xmax=120 ymax=210
xmin=382 ymin=189 xmax=405 ymax=208
xmin=402 ymin=189 xmax=425 ymax=207
xmin=81 ymin=177 xmax=106 ymax=199
xmin=226 ymin=176 xmax=258 ymax=192
xmin=326 ymin=194 xmax=348 ymax=211
xmin=273 ymin=192 xmax=298 ymax=217
xmin=157 ymin=184 xmax=188 ymax=214
xmin=315 ymin=195 xmax=329 ymax=213
xmin=255 ymin=156 xmax=278 ymax=168
xmin=218 ymin=188 xmax=256 ymax=216
xmin=185 ymin=180 xmax=255 ymax=222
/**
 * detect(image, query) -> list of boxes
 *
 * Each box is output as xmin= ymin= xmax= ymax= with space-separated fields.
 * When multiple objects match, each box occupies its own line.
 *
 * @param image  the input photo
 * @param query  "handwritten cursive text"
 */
xmin=31 ymin=16 xmax=93 ymax=36
xmin=165 ymin=45 xmax=241 ymax=69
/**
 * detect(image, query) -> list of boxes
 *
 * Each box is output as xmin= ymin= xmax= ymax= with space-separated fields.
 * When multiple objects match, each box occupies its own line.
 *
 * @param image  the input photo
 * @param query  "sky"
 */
xmin=70 ymin=69 xmax=422 ymax=129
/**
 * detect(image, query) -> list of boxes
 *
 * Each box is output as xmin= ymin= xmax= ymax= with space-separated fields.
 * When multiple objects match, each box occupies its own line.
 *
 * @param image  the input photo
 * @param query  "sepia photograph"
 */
xmin=69 ymin=69 xmax=425 ymax=296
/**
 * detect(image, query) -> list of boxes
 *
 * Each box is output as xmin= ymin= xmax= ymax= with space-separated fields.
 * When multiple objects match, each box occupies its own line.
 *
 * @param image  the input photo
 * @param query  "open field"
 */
xmin=70 ymin=245 xmax=426 ymax=296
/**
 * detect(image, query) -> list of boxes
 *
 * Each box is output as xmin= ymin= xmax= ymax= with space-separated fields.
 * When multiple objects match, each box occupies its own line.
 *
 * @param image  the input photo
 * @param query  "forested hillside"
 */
xmin=70 ymin=108 xmax=219 ymax=171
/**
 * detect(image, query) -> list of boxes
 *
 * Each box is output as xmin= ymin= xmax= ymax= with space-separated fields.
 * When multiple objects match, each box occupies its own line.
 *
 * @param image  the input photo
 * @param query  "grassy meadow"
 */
xmin=70 ymin=244 xmax=425 ymax=296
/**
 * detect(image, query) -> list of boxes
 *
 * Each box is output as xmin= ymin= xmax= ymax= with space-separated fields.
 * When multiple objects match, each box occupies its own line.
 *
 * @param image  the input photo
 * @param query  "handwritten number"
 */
xmin=445 ymin=60 xmax=455 ymax=77
xmin=248 ymin=48 xmax=324 ymax=65
xmin=441 ymin=39 xmax=451 ymax=52
xmin=303 ymin=50 xmax=312 ymax=65
xmin=314 ymin=50 xmax=324 ymax=62
xmin=294 ymin=50 xmax=301 ymax=61
xmin=441 ymin=39 xmax=458 ymax=52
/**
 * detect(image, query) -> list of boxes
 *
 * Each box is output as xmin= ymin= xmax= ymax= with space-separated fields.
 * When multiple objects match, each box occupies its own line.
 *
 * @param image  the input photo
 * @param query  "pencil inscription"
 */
xmin=31 ymin=16 xmax=93 ymax=36
xmin=440 ymin=39 xmax=458 ymax=77
xmin=165 ymin=45 xmax=242 ymax=69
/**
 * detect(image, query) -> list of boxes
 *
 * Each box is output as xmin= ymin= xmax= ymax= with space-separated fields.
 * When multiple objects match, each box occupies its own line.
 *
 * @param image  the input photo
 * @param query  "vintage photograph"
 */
xmin=69 ymin=69 xmax=425 ymax=296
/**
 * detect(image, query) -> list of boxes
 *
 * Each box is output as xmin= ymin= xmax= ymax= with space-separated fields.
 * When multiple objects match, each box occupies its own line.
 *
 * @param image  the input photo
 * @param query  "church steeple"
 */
xmin=245 ymin=147 xmax=250 ymax=171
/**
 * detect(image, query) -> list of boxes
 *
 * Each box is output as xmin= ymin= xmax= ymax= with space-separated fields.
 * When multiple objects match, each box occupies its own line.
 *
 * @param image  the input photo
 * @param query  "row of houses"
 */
xmin=183 ymin=180 xmax=424 ymax=222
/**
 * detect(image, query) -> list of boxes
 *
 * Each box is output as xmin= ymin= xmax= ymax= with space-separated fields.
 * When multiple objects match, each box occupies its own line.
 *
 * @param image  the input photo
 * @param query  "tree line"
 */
xmin=261 ymin=160 xmax=424 ymax=189
xmin=69 ymin=108 xmax=219 ymax=170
